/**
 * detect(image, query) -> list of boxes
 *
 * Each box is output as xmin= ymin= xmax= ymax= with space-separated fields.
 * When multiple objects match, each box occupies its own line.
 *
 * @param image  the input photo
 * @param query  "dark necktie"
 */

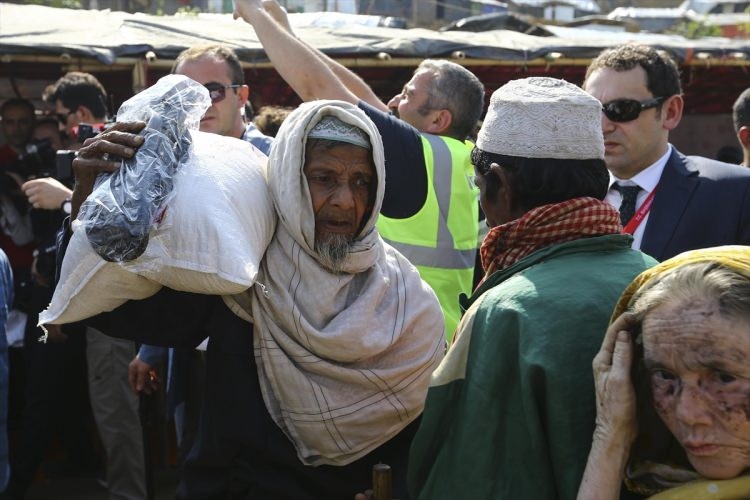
xmin=613 ymin=183 xmax=641 ymax=226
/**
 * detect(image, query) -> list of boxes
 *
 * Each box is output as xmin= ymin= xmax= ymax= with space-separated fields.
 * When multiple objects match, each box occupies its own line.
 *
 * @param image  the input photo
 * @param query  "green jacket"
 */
xmin=408 ymin=234 xmax=657 ymax=500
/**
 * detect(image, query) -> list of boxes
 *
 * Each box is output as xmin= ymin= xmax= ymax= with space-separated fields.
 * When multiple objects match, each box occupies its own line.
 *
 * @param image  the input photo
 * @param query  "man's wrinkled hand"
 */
xmin=22 ymin=177 xmax=72 ymax=210
xmin=73 ymin=121 xmax=146 ymax=179
xmin=71 ymin=121 xmax=146 ymax=219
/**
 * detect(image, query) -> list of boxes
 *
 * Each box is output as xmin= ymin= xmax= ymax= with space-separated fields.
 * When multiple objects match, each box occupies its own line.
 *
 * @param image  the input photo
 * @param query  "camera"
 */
xmin=18 ymin=138 xmax=58 ymax=178
xmin=0 ymin=139 xmax=59 ymax=212
xmin=76 ymin=123 xmax=101 ymax=143
xmin=54 ymin=151 xmax=76 ymax=184
xmin=53 ymin=122 xmax=110 ymax=185
xmin=7 ymin=137 xmax=76 ymax=186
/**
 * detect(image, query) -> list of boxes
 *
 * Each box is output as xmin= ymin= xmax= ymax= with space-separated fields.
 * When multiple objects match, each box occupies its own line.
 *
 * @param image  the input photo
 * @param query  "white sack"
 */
xmin=39 ymin=130 xmax=274 ymax=325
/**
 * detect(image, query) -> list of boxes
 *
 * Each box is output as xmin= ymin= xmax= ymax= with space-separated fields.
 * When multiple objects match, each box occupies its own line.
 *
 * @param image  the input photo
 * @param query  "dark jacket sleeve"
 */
xmin=358 ymin=101 xmax=427 ymax=219
xmin=88 ymin=287 xmax=214 ymax=348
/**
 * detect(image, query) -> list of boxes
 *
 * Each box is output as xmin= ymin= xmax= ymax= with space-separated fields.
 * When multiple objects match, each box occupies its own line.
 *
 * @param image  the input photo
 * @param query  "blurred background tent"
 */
xmin=1 ymin=2 xmax=749 ymax=157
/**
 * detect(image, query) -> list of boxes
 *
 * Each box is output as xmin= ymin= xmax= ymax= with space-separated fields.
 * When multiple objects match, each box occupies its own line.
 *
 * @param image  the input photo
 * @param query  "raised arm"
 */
xmin=233 ymin=0 xmax=388 ymax=111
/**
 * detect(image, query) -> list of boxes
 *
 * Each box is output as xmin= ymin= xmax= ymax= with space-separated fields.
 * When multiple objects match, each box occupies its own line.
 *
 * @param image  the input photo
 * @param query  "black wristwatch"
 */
xmin=61 ymin=198 xmax=72 ymax=215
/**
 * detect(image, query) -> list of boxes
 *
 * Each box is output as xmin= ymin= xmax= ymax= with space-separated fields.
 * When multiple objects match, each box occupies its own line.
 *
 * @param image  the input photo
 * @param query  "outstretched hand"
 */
xmin=591 ymin=313 xmax=638 ymax=448
xmin=71 ymin=121 xmax=146 ymax=219
xmin=233 ymin=0 xmax=292 ymax=33
xmin=262 ymin=0 xmax=293 ymax=33
xmin=232 ymin=0 xmax=263 ymax=23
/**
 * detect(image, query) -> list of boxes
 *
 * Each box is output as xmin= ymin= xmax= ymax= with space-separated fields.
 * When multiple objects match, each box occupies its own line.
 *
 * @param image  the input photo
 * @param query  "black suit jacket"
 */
xmin=640 ymin=148 xmax=750 ymax=261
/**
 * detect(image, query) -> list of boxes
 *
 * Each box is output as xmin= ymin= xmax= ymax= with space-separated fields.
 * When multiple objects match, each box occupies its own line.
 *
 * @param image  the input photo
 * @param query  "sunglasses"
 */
xmin=601 ymin=96 xmax=668 ymax=123
xmin=204 ymin=83 xmax=243 ymax=104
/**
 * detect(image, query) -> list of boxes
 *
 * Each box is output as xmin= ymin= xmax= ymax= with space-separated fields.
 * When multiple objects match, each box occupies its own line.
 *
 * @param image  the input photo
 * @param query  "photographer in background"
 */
xmin=22 ymin=117 xmax=74 ymax=291
xmin=0 ymin=99 xmax=36 ymax=350
xmin=46 ymin=72 xmax=108 ymax=148
xmin=7 ymin=73 xmax=147 ymax=500
xmin=6 ymin=116 xmax=100 ymax=499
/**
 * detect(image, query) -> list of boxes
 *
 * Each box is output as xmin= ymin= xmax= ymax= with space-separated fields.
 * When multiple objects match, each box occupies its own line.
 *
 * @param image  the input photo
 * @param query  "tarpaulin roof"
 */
xmin=2 ymin=2 xmax=750 ymax=65
xmin=1 ymin=2 xmax=749 ymax=120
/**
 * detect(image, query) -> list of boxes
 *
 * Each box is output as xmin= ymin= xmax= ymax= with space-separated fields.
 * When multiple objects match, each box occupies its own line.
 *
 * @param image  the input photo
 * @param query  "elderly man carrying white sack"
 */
xmin=56 ymin=99 xmax=445 ymax=499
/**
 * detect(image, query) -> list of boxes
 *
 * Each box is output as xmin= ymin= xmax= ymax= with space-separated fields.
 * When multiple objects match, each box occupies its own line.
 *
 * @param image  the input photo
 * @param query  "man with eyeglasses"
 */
xmin=171 ymin=44 xmax=273 ymax=155
xmin=44 ymin=72 xmax=109 ymax=146
xmin=126 ymin=44 xmax=274 ymax=465
xmin=19 ymin=72 xmax=110 ymax=219
xmin=583 ymin=43 xmax=750 ymax=261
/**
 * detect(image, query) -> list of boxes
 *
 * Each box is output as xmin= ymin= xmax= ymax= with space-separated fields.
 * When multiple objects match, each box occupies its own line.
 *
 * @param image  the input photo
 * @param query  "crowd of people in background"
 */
xmin=0 ymin=2 xmax=749 ymax=497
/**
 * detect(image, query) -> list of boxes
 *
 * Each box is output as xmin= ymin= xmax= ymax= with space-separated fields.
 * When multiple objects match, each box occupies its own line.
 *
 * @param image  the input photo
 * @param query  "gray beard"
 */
xmin=314 ymin=233 xmax=352 ymax=273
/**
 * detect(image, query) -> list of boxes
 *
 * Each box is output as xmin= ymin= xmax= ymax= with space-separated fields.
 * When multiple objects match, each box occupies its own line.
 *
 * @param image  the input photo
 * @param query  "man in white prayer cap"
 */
xmin=407 ymin=77 xmax=657 ymax=500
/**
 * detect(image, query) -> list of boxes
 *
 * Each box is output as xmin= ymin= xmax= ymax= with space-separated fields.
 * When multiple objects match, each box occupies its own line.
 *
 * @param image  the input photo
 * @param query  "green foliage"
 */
xmin=670 ymin=19 xmax=722 ymax=39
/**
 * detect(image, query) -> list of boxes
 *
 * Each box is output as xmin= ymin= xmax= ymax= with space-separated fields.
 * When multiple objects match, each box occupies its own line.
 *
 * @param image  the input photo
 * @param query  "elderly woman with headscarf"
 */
xmin=579 ymin=245 xmax=750 ymax=499
xmin=63 ymin=99 xmax=446 ymax=499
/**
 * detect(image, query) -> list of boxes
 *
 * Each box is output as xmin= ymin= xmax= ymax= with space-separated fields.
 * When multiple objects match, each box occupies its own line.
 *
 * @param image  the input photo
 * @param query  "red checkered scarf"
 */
xmin=480 ymin=197 xmax=622 ymax=278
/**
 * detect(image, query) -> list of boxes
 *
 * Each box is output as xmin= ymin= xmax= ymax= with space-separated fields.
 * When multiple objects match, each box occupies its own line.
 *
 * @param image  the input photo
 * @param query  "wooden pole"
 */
xmin=372 ymin=463 xmax=392 ymax=500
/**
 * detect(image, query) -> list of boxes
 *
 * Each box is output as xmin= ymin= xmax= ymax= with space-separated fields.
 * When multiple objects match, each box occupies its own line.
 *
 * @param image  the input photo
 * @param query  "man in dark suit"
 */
xmin=583 ymin=43 xmax=750 ymax=262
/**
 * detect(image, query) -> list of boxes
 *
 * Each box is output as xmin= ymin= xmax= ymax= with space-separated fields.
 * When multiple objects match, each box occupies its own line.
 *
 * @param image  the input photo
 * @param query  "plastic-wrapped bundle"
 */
xmin=77 ymin=74 xmax=210 ymax=262
xmin=39 ymin=130 xmax=275 ymax=326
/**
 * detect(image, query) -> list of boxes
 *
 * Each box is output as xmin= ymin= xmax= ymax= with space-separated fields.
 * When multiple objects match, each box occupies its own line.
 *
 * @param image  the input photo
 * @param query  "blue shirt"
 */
xmin=242 ymin=122 xmax=273 ymax=156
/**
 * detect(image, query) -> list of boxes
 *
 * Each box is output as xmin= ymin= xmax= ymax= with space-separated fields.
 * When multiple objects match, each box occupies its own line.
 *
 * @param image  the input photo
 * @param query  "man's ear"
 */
xmin=662 ymin=94 xmax=683 ymax=131
xmin=488 ymin=163 xmax=516 ymax=214
xmin=237 ymin=85 xmax=250 ymax=107
xmin=77 ymin=105 xmax=96 ymax=124
xmin=493 ymin=164 xmax=514 ymax=213
xmin=425 ymin=108 xmax=452 ymax=135
xmin=738 ymin=126 xmax=750 ymax=149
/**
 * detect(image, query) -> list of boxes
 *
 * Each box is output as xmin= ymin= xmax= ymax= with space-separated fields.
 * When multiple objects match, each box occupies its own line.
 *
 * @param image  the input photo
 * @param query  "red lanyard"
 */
xmin=622 ymin=188 xmax=655 ymax=235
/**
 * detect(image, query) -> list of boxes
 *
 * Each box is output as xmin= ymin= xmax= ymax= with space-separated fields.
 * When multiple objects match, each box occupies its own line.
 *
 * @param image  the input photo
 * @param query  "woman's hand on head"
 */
xmin=592 ymin=312 xmax=638 ymax=449
xmin=577 ymin=313 xmax=639 ymax=500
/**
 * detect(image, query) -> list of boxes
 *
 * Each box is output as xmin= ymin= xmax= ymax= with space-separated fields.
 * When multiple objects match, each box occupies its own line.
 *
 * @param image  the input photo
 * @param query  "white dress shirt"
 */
xmin=604 ymin=145 xmax=672 ymax=250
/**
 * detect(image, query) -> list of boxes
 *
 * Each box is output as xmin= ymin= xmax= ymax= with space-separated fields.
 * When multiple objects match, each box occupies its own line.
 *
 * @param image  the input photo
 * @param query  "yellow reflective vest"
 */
xmin=377 ymin=133 xmax=479 ymax=340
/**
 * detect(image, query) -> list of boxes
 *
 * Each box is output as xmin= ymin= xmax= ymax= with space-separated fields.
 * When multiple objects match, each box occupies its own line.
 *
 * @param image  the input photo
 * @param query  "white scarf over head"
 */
xmin=251 ymin=100 xmax=445 ymax=466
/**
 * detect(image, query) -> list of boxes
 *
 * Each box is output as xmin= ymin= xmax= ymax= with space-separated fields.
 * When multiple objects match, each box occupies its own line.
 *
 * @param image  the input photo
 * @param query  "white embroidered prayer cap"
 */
xmin=476 ymin=77 xmax=605 ymax=160
xmin=307 ymin=115 xmax=371 ymax=149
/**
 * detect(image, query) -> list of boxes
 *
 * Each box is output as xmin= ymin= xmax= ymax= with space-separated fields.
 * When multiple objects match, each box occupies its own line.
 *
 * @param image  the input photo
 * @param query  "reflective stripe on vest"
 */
xmin=377 ymin=134 xmax=478 ymax=339
xmin=386 ymin=241 xmax=476 ymax=270
xmin=377 ymin=133 xmax=478 ymax=269
xmin=384 ymin=133 xmax=475 ymax=269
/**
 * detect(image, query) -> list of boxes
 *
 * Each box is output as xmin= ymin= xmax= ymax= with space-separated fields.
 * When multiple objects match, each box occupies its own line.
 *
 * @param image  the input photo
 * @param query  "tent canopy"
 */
xmin=1 ymin=2 xmax=749 ymax=115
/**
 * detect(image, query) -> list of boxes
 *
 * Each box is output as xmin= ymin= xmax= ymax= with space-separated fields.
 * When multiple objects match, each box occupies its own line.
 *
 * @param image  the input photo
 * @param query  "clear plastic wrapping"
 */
xmin=77 ymin=74 xmax=211 ymax=262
